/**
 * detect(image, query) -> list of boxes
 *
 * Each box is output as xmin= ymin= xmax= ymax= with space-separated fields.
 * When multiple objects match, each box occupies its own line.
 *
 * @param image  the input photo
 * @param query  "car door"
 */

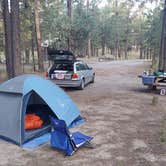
xmin=76 ymin=63 xmax=89 ymax=84
xmin=75 ymin=63 xmax=82 ymax=80
xmin=84 ymin=63 xmax=94 ymax=83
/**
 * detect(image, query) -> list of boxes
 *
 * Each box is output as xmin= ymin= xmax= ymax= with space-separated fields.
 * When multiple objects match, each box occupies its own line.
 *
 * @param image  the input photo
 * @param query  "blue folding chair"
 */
xmin=49 ymin=117 xmax=93 ymax=156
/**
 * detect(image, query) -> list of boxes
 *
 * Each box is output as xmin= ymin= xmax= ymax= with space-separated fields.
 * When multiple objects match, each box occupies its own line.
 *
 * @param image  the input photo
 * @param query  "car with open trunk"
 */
xmin=46 ymin=49 xmax=95 ymax=90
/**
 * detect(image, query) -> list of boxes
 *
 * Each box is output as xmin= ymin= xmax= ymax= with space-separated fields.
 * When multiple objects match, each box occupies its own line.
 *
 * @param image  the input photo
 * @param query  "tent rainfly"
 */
xmin=0 ymin=74 xmax=82 ymax=146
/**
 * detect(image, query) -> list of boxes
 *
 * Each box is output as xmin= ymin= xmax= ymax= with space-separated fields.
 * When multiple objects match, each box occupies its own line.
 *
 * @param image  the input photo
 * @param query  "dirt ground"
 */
xmin=0 ymin=59 xmax=166 ymax=166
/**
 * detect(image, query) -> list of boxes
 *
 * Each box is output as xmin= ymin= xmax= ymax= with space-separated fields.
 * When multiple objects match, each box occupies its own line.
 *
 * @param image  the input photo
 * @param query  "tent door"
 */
xmin=23 ymin=91 xmax=56 ymax=143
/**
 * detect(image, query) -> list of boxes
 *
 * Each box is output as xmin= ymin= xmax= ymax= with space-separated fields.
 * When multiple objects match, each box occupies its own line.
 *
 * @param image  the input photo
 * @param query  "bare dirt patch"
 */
xmin=0 ymin=59 xmax=166 ymax=166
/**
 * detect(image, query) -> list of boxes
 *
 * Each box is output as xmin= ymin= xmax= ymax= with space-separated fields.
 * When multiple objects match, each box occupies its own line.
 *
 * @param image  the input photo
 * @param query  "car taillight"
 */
xmin=45 ymin=72 xmax=49 ymax=78
xmin=72 ymin=73 xmax=78 ymax=79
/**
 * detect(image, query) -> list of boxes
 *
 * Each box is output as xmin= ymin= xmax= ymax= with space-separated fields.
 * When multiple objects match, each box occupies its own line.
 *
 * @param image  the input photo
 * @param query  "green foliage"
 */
xmin=72 ymin=0 xmax=101 ymax=53
xmin=20 ymin=3 xmax=33 ymax=50
xmin=142 ymin=7 xmax=162 ymax=54
xmin=40 ymin=0 xmax=69 ymax=49
xmin=0 ymin=0 xmax=164 ymax=59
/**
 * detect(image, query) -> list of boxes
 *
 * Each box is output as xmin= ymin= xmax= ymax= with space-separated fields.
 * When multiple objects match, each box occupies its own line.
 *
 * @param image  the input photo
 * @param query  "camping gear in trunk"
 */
xmin=49 ymin=63 xmax=74 ymax=80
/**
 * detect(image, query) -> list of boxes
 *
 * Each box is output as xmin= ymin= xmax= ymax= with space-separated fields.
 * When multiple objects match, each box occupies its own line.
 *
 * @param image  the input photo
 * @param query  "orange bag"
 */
xmin=25 ymin=114 xmax=40 ymax=121
xmin=25 ymin=114 xmax=43 ymax=130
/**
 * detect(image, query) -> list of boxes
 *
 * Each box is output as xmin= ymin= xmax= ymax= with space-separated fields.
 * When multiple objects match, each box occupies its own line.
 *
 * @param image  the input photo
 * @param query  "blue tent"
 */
xmin=0 ymin=74 xmax=82 ymax=146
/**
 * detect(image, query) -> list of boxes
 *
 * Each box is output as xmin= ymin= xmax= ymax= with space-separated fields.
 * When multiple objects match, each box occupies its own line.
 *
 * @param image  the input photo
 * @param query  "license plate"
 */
xmin=56 ymin=73 xmax=65 ymax=80
xmin=51 ymin=74 xmax=64 ymax=80
xmin=64 ymin=74 xmax=71 ymax=80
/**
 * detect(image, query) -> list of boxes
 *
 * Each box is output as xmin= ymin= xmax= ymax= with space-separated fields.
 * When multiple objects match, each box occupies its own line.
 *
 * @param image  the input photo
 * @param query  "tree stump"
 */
xmin=152 ymin=96 xmax=159 ymax=106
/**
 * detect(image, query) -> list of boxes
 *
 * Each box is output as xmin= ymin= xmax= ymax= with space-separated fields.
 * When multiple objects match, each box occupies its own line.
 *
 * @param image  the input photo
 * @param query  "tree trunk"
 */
xmin=31 ymin=19 xmax=36 ymax=72
xmin=125 ymin=9 xmax=130 ymax=60
xmin=67 ymin=0 xmax=73 ymax=51
xmin=32 ymin=36 xmax=36 ymax=72
xmin=146 ymin=48 xmax=149 ymax=59
xmin=150 ymin=49 xmax=152 ymax=59
xmin=96 ymin=48 xmax=99 ymax=57
xmin=2 ymin=0 xmax=14 ymax=78
xmin=25 ymin=48 xmax=30 ymax=64
xmin=34 ymin=0 xmax=44 ymax=72
xmin=143 ymin=49 xmax=146 ymax=59
xmin=140 ymin=44 xmax=143 ymax=59
xmin=87 ymin=39 xmax=91 ymax=58
xmin=101 ymin=41 xmax=105 ymax=56
xmin=152 ymin=49 xmax=158 ymax=70
xmin=67 ymin=0 xmax=72 ymax=23
xmin=91 ymin=43 xmax=94 ymax=57
xmin=86 ymin=0 xmax=91 ymax=58
xmin=125 ymin=32 xmax=129 ymax=59
xmin=11 ymin=0 xmax=22 ymax=75
xmin=116 ymin=40 xmax=121 ymax=59
xmin=159 ymin=0 xmax=166 ymax=71
xmin=110 ymin=48 xmax=113 ymax=55
xmin=2 ymin=0 xmax=22 ymax=78
xmin=118 ymin=46 xmax=121 ymax=59
xmin=115 ymin=0 xmax=119 ymax=60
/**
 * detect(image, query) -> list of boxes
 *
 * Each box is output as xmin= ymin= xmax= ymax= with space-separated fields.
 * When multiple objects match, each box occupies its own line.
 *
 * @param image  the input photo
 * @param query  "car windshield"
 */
xmin=52 ymin=63 xmax=73 ymax=71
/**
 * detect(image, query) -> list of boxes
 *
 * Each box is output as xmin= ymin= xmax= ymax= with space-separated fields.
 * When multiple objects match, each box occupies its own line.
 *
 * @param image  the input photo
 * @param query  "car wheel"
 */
xmin=78 ymin=79 xmax=85 ymax=90
xmin=91 ymin=75 xmax=95 ymax=83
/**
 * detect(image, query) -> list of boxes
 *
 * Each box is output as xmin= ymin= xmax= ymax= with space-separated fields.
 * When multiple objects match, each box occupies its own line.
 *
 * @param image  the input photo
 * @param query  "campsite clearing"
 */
xmin=0 ymin=60 xmax=166 ymax=166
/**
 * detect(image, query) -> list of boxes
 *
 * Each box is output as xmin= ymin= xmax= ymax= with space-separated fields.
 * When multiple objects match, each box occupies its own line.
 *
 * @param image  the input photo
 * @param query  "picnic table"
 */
xmin=139 ymin=74 xmax=166 ymax=89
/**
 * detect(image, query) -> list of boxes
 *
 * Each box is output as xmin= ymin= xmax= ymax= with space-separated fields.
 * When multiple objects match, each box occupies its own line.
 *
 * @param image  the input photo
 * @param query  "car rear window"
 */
xmin=52 ymin=63 xmax=73 ymax=71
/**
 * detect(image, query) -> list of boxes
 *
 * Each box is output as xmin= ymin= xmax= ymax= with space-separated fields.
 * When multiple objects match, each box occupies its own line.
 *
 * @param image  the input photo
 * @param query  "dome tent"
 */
xmin=0 ymin=74 xmax=82 ymax=146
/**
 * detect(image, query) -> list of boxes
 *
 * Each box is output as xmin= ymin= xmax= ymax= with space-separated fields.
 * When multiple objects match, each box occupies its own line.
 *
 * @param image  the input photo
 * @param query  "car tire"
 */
xmin=78 ymin=79 xmax=85 ymax=90
xmin=91 ymin=75 xmax=95 ymax=83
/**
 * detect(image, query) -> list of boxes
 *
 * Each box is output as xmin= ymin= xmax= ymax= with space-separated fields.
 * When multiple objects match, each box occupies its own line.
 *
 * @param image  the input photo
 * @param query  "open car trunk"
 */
xmin=48 ymin=48 xmax=76 ymax=80
xmin=47 ymin=48 xmax=76 ymax=62
xmin=49 ymin=62 xmax=74 ymax=80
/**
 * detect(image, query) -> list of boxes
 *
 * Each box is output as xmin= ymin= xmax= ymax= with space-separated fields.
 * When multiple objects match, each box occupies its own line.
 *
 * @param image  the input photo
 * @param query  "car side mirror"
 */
xmin=89 ymin=67 xmax=93 ymax=70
